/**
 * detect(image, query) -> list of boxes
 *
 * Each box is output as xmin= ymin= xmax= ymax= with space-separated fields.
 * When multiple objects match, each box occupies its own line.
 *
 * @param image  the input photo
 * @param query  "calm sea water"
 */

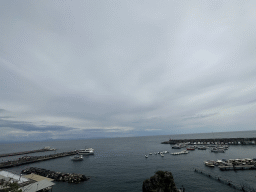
xmin=1 ymin=130 xmax=256 ymax=192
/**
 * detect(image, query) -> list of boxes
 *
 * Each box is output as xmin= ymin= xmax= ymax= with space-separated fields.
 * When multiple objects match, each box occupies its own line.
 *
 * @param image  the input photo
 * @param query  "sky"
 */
xmin=1 ymin=0 xmax=256 ymax=142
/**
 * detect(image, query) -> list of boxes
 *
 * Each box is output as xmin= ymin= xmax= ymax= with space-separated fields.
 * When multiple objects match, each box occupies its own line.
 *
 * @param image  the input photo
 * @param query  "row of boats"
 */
xmin=145 ymin=150 xmax=190 ymax=157
xmin=204 ymin=158 xmax=256 ymax=168
xmin=71 ymin=148 xmax=94 ymax=161
xmin=145 ymin=151 xmax=168 ymax=158
xmin=172 ymin=143 xmax=229 ymax=153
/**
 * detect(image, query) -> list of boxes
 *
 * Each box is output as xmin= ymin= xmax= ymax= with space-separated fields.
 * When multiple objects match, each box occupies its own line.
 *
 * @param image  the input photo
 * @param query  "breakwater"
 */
xmin=21 ymin=167 xmax=89 ymax=183
xmin=0 ymin=147 xmax=56 ymax=157
xmin=162 ymin=137 xmax=256 ymax=145
xmin=0 ymin=151 xmax=77 ymax=169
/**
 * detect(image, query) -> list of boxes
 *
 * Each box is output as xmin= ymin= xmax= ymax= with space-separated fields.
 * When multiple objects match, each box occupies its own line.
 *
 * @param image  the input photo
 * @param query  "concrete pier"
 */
xmin=0 ymin=147 xmax=56 ymax=157
xmin=0 ymin=150 xmax=77 ymax=169
xmin=162 ymin=137 xmax=256 ymax=145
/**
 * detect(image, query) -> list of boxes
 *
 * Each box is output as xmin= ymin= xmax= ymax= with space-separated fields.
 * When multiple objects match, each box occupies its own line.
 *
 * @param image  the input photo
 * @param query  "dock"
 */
xmin=0 ymin=150 xmax=77 ymax=169
xmin=162 ymin=137 xmax=256 ymax=145
xmin=0 ymin=147 xmax=56 ymax=158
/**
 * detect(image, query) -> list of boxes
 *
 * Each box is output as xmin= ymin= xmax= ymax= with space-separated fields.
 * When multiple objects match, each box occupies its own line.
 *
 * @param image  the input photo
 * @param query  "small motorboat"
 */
xmin=198 ymin=146 xmax=207 ymax=150
xmin=145 ymin=155 xmax=148 ymax=158
xmin=71 ymin=155 xmax=83 ymax=161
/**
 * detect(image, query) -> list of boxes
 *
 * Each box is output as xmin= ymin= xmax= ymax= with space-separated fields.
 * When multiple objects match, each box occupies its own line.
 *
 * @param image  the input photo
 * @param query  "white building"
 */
xmin=0 ymin=170 xmax=55 ymax=192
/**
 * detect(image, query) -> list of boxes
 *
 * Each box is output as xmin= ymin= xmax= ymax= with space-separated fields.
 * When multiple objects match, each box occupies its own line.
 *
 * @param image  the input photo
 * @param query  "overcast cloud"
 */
xmin=1 ymin=0 xmax=256 ymax=141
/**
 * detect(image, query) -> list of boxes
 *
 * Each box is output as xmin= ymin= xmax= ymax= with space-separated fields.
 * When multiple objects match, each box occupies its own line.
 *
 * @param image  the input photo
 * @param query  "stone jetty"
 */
xmin=21 ymin=167 xmax=89 ymax=183
xmin=0 ymin=151 xmax=77 ymax=169
xmin=0 ymin=147 xmax=56 ymax=157
xmin=162 ymin=137 xmax=256 ymax=145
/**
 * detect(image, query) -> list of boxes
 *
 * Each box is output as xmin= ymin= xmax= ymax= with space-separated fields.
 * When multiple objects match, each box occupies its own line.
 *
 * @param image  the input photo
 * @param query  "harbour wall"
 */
xmin=0 ymin=151 xmax=77 ymax=169
xmin=161 ymin=137 xmax=256 ymax=145
xmin=0 ymin=147 xmax=55 ymax=157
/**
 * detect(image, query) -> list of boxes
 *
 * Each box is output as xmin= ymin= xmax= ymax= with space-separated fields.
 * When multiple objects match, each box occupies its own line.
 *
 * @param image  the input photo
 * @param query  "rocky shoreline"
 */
xmin=21 ymin=167 xmax=89 ymax=183
xmin=142 ymin=170 xmax=184 ymax=192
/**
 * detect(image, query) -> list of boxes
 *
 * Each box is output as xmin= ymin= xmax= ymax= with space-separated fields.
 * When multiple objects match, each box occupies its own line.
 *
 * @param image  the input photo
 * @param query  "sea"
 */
xmin=1 ymin=130 xmax=256 ymax=192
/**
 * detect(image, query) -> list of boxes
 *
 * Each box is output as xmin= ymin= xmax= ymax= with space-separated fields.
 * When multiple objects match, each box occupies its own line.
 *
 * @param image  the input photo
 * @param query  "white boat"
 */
xmin=211 ymin=148 xmax=225 ymax=153
xmin=172 ymin=144 xmax=181 ymax=149
xmin=204 ymin=160 xmax=215 ymax=167
xmin=145 ymin=155 xmax=148 ymax=158
xmin=78 ymin=148 xmax=94 ymax=155
xmin=71 ymin=155 xmax=83 ymax=161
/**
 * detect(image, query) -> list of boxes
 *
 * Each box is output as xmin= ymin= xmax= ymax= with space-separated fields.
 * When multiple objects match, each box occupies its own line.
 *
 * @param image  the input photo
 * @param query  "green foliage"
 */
xmin=143 ymin=170 xmax=178 ymax=192
xmin=1 ymin=182 xmax=22 ymax=192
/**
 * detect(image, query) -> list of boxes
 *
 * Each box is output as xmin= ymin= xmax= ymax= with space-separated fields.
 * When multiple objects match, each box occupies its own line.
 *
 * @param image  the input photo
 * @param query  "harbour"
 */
xmin=162 ymin=137 xmax=256 ymax=145
xmin=1 ymin=132 xmax=256 ymax=192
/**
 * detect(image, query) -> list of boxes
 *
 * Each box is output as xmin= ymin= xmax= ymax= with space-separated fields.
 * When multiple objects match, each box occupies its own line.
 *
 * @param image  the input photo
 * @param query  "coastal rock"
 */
xmin=21 ymin=167 xmax=89 ymax=183
xmin=142 ymin=171 xmax=179 ymax=192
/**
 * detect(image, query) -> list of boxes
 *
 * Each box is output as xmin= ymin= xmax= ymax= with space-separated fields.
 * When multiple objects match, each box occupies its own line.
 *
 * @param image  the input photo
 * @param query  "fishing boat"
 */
xmin=186 ymin=147 xmax=195 ymax=151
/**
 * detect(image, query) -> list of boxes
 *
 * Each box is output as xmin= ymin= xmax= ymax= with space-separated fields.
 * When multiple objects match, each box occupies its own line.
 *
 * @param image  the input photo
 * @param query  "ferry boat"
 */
xmin=78 ymin=148 xmax=94 ymax=155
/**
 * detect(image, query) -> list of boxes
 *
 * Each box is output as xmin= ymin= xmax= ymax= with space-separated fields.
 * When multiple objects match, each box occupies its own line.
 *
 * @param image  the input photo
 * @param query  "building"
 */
xmin=0 ymin=170 xmax=55 ymax=192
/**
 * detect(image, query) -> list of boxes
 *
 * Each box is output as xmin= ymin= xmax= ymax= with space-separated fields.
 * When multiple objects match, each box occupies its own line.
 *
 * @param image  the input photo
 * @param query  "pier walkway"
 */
xmin=0 ymin=151 xmax=77 ymax=169
xmin=0 ymin=147 xmax=56 ymax=157
xmin=162 ymin=137 xmax=256 ymax=145
xmin=194 ymin=168 xmax=256 ymax=192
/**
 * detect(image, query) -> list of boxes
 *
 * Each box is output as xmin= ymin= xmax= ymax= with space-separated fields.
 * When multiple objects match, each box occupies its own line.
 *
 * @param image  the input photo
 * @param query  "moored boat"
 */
xmin=204 ymin=160 xmax=215 ymax=167
xmin=186 ymin=147 xmax=195 ymax=151
xmin=211 ymin=148 xmax=225 ymax=153
xmin=172 ymin=144 xmax=181 ymax=149
xmin=198 ymin=146 xmax=207 ymax=150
